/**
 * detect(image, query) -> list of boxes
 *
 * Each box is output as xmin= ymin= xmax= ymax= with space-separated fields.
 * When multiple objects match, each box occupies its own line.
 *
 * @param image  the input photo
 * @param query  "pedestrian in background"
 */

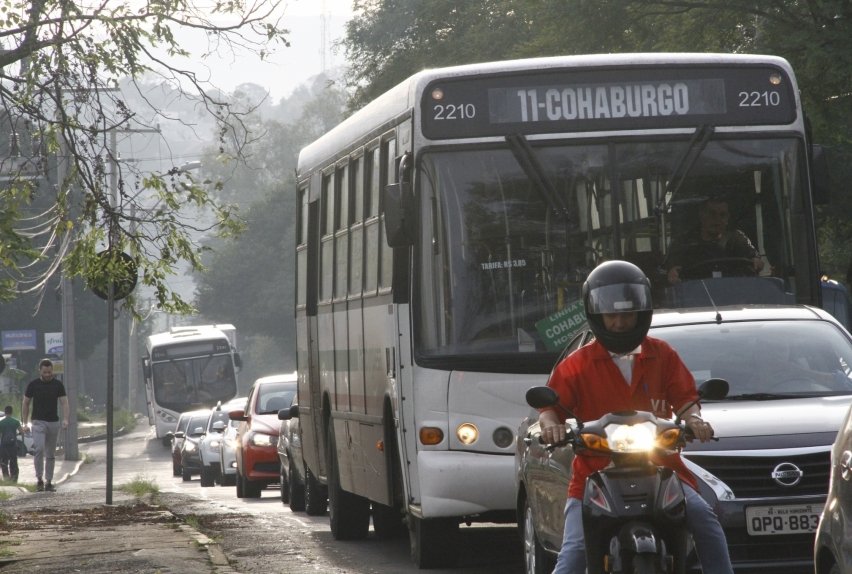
xmin=0 ymin=405 xmax=23 ymax=482
xmin=21 ymin=358 xmax=69 ymax=492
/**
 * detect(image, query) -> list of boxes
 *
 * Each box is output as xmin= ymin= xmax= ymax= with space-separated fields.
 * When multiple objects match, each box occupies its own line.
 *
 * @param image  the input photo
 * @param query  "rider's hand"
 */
xmin=686 ymin=415 xmax=715 ymax=442
xmin=538 ymin=409 xmax=567 ymax=445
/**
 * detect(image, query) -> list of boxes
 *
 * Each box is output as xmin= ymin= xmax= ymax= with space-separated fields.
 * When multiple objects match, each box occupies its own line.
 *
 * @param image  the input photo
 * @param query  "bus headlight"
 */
xmin=456 ymin=423 xmax=479 ymax=445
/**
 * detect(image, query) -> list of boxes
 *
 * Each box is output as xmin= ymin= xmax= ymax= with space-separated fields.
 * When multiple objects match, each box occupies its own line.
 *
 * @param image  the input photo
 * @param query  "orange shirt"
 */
xmin=543 ymin=337 xmax=699 ymax=500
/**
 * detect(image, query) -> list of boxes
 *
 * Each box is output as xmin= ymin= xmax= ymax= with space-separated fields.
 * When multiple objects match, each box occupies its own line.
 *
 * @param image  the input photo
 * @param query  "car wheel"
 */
xmin=200 ymin=467 xmax=215 ymax=487
xmin=243 ymin=475 xmax=262 ymax=498
xmin=828 ymin=565 xmax=841 ymax=574
xmin=408 ymin=515 xmax=459 ymax=569
xmin=522 ymin=496 xmax=554 ymax=574
xmin=279 ymin=461 xmax=290 ymax=503
xmin=221 ymin=472 xmax=236 ymax=487
xmin=182 ymin=468 xmax=192 ymax=482
xmin=236 ymin=470 xmax=245 ymax=498
xmin=304 ymin=466 xmax=327 ymax=516
xmin=326 ymin=420 xmax=370 ymax=540
xmin=288 ymin=459 xmax=306 ymax=512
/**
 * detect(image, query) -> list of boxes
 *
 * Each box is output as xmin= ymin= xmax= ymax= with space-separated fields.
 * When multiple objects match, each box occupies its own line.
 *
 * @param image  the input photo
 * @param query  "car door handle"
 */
xmin=840 ymin=450 xmax=852 ymax=481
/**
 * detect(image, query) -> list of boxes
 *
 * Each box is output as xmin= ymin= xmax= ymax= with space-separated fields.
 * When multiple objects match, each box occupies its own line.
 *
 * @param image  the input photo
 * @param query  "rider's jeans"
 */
xmin=552 ymin=486 xmax=734 ymax=574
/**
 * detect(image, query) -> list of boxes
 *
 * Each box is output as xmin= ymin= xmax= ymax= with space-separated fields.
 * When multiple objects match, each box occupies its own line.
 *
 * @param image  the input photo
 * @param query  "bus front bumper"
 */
xmin=415 ymin=450 xmax=515 ymax=519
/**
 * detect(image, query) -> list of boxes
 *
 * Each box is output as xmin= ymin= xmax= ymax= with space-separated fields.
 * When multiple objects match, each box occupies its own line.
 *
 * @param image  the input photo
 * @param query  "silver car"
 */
xmin=218 ymin=397 xmax=246 ymax=487
xmin=516 ymin=305 xmax=852 ymax=574
xmin=815 ymin=401 xmax=852 ymax=574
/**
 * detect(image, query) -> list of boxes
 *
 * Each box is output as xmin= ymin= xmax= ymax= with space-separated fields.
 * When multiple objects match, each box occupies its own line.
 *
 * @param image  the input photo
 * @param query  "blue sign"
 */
xmin=1 ymin=329 xmax=38 ymax=351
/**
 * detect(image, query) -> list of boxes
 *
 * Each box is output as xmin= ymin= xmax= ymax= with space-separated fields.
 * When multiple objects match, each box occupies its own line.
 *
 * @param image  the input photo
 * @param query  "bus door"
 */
xmin=301 ymin=193 xmax=326 ymax=480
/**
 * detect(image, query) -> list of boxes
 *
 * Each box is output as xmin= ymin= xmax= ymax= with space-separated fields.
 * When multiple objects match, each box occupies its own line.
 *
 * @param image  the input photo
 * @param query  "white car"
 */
xmin=217 ymin=397 xmax=246 ymax=487
xmin=198 ymin=406 xmax=231 ymax=486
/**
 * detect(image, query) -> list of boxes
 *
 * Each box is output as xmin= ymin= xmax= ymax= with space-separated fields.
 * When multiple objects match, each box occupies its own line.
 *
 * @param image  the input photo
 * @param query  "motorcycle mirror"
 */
xmin=698 ymin=377 xmax=729 ymax=400
xmin=525 ymin=386 xmax=559 ymax=409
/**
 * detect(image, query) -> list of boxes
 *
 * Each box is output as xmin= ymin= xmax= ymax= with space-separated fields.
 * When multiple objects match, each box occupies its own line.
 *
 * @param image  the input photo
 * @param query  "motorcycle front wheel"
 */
xmin=630 ymin=553 xmax=664 ymax=574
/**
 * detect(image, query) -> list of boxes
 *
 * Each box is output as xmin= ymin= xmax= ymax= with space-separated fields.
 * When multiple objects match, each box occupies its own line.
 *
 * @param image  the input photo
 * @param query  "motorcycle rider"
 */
xmin=538 ymin=260 xmax=733 ymax=574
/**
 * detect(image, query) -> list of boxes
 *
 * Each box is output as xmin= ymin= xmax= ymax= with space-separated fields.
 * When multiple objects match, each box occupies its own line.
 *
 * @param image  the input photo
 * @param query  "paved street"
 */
xmin=11 ymin=426 xmax=524 ymax=573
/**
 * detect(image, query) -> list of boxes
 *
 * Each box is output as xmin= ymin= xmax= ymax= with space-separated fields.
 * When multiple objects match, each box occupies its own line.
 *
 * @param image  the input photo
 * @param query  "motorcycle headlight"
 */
xmin=604 ymin=422 xmax=656 ymax=453
xmin=249 ymin=432 xmax=275 ymax=447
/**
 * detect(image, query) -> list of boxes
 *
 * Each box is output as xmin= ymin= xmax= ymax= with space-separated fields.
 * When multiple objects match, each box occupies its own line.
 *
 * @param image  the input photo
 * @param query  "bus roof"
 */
xmin=147 ymin=324 xmax=236 ymax=350
xmin=297 ymin=52 xmax=795 ymax=173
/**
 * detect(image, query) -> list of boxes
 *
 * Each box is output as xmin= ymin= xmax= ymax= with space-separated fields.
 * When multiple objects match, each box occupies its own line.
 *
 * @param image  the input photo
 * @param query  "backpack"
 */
xmin=1 ymin=423 xmax=17 ymax=446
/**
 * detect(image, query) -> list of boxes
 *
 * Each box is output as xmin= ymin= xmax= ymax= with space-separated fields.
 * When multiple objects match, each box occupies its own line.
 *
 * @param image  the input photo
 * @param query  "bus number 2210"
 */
xmin=432 ymin=104 xmax=477 ymax=120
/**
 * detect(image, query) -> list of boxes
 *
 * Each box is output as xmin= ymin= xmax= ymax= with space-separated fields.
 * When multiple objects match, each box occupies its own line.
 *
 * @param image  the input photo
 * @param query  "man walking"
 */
xmin=0 ymin=405 xmax=23 ymax=482
xmin=21 ymin=359 xmax=69 ymax=491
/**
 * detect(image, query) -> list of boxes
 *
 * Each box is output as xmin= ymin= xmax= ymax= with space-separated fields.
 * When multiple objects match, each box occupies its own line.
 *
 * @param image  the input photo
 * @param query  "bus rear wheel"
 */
xmin=326 ymin=421 xmax=370 ymax=540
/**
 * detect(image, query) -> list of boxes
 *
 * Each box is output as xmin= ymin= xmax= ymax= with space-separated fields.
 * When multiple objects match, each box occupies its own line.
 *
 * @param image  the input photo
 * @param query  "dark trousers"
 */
xmin=0 ymin=443 xmax=18 ymax=482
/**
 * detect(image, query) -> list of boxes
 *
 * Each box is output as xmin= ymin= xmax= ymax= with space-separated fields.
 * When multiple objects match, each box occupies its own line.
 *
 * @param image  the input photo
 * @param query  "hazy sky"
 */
xmin=168 ymin=0 xmax=354 ymax=101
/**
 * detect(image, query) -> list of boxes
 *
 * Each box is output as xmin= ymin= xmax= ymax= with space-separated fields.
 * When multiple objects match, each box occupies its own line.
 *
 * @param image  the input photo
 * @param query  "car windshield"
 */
xmin=187 ymin=414 xmax=209 ymax=436
xmin=207 ymin=410 xmax=229 ymax=431
xmin=652 ymin=320 xmax=852 ymax=398
xmin=256 ymin=383 xmax=296 ymax=414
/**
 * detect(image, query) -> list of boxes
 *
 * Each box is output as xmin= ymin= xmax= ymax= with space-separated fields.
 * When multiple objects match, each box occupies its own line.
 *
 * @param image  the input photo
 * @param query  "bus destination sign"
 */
xmin=421 ymin=65 xmax=796 ymax=139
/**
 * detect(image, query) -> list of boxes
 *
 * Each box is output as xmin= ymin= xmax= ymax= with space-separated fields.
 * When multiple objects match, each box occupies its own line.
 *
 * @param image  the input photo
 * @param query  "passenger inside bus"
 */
xmin=665 ymin=196 xmax=764 ymax=285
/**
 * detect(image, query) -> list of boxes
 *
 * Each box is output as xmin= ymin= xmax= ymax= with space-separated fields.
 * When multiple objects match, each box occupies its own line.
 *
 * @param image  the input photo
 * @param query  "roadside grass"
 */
xmin=0 ymin=490 xmax=10 ymax=502
xmin=117 ymin=475 xmax=159 ymax=497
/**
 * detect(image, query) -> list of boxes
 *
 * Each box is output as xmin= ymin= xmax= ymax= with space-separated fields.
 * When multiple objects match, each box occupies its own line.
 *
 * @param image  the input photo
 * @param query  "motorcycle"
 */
xmin=525 ymin=378 xmax=728 ymax=574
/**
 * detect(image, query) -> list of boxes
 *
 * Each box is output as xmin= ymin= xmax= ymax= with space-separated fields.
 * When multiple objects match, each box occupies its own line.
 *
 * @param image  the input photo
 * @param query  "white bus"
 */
xmin=142 ymin=324 xmax=242 ymax=443
xmin=294 ymin=53 xmax=829 ymax=567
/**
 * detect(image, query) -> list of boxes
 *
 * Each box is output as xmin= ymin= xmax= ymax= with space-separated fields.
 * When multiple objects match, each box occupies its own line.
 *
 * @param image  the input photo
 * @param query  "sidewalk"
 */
xmin=0 ymin=434 xmax=238 ymax=574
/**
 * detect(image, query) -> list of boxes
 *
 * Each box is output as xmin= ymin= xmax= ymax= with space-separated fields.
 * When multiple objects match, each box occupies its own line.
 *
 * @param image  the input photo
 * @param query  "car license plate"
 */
xmin=745 ymin=503 xmax=823 ymax=536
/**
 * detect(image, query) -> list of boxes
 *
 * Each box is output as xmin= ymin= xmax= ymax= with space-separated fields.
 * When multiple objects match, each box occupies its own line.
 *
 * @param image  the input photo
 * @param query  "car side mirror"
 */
xmin=212 ymin=421 xmax=226 ymax=431
xmin=229 ymin=409 xmax=247 ymax=422
xmin=278 ymin=403 xmax=299 ymax=421
xmin=173 ymin=431 xmax=185 ymax=439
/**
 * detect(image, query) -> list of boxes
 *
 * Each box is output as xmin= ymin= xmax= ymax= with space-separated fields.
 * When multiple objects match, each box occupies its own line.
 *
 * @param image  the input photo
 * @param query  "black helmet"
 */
xmin=583 ymin=260 xmax=653 ymax=354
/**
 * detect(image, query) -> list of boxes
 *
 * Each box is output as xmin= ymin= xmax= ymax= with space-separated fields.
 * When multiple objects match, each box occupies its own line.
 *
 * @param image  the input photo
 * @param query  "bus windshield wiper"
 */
xmin=506 ymin=133 xmax=569 ymax=218
xmin=656 ymin=124 xmax=715 ymax=215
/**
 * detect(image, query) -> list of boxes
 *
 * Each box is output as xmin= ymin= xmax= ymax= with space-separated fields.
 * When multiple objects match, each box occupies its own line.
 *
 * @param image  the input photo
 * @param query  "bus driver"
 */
xmin=666 ymin=197 xmax=764 ymax=284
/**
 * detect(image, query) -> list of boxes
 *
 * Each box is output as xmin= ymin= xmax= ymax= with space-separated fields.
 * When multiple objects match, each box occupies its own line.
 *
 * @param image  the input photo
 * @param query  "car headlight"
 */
xmin=184 ymin=441 xmax=197 ymax=452
xmin=249 ymin=432 xmax=275 ymax=447
xmin=208 ymin=439 xmax=221 ymax=449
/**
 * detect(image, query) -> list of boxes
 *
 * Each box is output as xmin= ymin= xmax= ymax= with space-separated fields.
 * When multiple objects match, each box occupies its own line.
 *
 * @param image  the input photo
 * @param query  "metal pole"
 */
xmin=105 ymin=128 xmax=118 ymax=506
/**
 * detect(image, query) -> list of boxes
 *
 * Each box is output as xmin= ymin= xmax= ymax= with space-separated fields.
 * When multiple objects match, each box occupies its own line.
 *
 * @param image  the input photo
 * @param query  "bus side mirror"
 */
xmin=233 ymin=353 xmax=242 ymax=371
xmin=383 ymin=181 xmax=414 ymax=247
xmin=142 ymin=358 xmax=150 ymax=379
xmin=811 ymin=144 xmax=831 ymax=205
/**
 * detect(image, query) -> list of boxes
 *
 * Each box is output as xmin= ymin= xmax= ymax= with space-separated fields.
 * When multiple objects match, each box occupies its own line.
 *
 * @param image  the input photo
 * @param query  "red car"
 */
xmin=229 ymin=373 xmax=297 ymax=498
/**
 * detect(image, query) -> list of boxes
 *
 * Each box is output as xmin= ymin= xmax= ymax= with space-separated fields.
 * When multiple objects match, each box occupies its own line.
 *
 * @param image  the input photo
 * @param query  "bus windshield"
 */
xmin=416 ymin=135 xmax=813 ymax=362
xmin=152 ymin=354 xmax=236 ymax=410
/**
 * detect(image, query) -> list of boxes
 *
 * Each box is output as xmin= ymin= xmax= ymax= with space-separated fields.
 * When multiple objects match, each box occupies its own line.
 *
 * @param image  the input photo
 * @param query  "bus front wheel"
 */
xmin=409 ymin=516 xmax=459 ymax=569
